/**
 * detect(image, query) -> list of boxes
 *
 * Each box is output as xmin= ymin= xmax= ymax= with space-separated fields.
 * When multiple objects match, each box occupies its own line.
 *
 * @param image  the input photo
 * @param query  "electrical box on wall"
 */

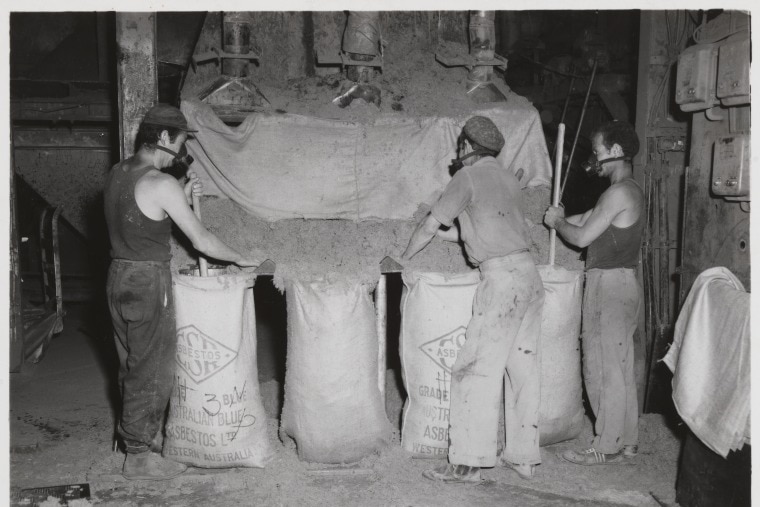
xmin=712 ymin=134 xmax=750 ymax=200
xmin=716 ymin=34 xmax=750 ymax=107
xmin=675 ymin=44 xmax=718 ymax=112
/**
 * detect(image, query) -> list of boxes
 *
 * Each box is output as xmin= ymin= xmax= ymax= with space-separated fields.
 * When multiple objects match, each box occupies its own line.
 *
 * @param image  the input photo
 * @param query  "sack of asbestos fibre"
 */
xmin=399 ymin=271 xmax=480 ymax=458
xmin=164 ymin=273 xmax=274 ymax=468
xmin=281 ymin=278 xmax=392 ymax=463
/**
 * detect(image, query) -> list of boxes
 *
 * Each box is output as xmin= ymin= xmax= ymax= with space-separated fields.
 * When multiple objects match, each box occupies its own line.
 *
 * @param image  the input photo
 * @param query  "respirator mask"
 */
xmin=157 ymin=144 xmax=195 ymax=179
xmin=449 ymin=134 xmax=495 ymax=174
xmin=582 ymin=155 xmax=630 ymax=176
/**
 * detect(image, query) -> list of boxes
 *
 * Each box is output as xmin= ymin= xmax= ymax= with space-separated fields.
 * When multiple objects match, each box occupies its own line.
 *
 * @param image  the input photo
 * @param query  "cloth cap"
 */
xmin=142 ymin=104 xmax=197 ymax=132
xmin=463 ymin=116 xmax=504 ymax=152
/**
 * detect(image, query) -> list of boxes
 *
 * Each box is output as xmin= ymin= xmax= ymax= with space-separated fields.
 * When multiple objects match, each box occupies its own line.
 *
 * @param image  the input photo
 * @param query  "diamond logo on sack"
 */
xmin=175 ymin=325 xmax=238 ymax=384
xmin=419 ymin=326 xmax=467 ymax=373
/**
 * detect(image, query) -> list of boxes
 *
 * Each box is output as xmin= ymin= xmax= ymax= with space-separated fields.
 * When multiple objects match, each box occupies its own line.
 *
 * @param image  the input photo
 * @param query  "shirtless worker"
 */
xmin=544 ymin=120 xmax=644 ymax=465
xmin=402 ymin=116 xmax=545 ymax=483
xmin=104 ymin=104 xmax=262 ymax=480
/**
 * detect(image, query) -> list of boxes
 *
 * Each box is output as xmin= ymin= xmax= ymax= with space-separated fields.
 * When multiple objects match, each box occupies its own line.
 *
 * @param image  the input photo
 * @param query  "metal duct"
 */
xmin=467 ymin=11 xmax=496 ymax=92
xmin=222 ymin=12 xmax=252 ymax=78
xmin=343 ymin=11 xmax=381 ymax=82
xmin=156 ymin=12 xmax=206 ymax=106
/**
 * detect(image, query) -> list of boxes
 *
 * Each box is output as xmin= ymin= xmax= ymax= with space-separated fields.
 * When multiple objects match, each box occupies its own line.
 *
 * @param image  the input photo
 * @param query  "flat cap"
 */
xmin=463 ymin=116 xmax=505 ymax=152
xmin=142 ymin=104 xmax=197 ymax=132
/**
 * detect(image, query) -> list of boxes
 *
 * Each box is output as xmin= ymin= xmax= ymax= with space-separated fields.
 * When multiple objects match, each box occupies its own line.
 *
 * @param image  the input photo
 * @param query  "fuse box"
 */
xmin=716 ymin=35 xmax=750 ymax=107
xmin=676 ymin=44 xmax=718 ymax=112
xmin=712 ymin=134 xmax=750 ymax=200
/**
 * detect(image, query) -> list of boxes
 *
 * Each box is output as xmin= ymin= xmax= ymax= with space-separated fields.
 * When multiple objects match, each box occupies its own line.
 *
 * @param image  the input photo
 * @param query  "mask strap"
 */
xmin=155 ymin=145 xmax=180 ymax=159
xmin=600 ymin=156 xmax=630 ymax=165
xmin=452 ymin=148 xmax=492 ymax=165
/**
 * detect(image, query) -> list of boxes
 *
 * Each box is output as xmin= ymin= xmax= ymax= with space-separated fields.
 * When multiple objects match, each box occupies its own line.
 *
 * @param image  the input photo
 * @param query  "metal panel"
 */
xmin=716 ymin=35 xmax=750 ymax=106
xmin=711 ymin=135 xmax=750 ymax=198
xmin=675 ymin=44 xmax=718 ymax=112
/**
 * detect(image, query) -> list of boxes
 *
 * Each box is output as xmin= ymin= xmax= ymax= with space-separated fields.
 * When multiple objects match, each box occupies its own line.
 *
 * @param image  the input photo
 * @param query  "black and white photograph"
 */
xmin=3 ymin=4 xmax=754 ymax=506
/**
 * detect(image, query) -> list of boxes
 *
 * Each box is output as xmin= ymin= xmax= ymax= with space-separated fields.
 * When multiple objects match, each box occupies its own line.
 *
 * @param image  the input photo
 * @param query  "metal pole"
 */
xmin=549 ymin=123 xmax=565 ymax=266
xmin=376 ymin=275 xmax=387 ymax=401
xmin=560 ymin=58 xmax=598 ymax=198
xmin=192 ymin=193 xmax=209 ymax=277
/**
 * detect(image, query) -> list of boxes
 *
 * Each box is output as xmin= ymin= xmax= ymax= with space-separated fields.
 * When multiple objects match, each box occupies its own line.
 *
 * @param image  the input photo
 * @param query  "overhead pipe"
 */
xmin=222 ymin=12 xmax=253 ymax=78
xmin=464 ymin=11 xmax=507 ymax=103
xmin=467 ymin=11 xmax=496 ymax=92
xmin=343 ymin=11 xmax=381 ymax=83
xmin=156 ymin=12 xmax=206 ymax=105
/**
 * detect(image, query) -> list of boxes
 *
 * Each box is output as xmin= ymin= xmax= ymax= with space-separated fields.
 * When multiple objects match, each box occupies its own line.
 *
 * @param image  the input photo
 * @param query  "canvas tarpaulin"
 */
xmin=180 ymin=99 xmax=552 ymax=221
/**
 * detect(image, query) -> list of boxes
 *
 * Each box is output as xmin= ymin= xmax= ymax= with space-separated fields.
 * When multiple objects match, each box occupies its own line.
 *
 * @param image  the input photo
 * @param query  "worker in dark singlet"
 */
xmin=104 ymin=104 xmax=262 ymax=480
xmin=544 ymin=120 xmax=644 ymax=466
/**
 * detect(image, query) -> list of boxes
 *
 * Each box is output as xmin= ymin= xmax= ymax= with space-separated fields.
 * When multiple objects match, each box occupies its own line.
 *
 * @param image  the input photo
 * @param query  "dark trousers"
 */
xmin=106 ymin=259 xmax=176 ymax=454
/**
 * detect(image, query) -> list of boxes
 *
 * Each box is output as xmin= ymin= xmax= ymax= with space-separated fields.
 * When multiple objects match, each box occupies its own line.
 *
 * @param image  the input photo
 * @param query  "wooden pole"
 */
xmin=116 ymin=13 xmax=158 ymax=159
xmin=549 ymin=123 xmax=565 ymax=266
xmin=192 ymin=193 xmax=209 ymax=277
xmin=376 ymin=275 xmax=387 ymax=401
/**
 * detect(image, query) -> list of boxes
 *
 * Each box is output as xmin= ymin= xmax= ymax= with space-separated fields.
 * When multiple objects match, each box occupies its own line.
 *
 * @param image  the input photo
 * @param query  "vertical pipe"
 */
xmin=466 ymin=11 xmax=496 ymax=92
xmin=549 ymin=123 xmax=565 ymax=266
xmin=192 ymin=194 xmax=209 ymax=277
xmin=116 ymin=13 xmax=158 ymax=159
xmin=52 ymin=207 xmax=63 ymax=320
xmin=343 ymin=11 xmax=380 ymax=82
xmin=376 ymin=275 xmax=387 ymax=401
xmin=9 ymin=148 xmax=25 ymax=372
xmin=223 ymin=12 xmax=251 ymax=78
xmin=657 ymin=172 xmax=669 ymax=327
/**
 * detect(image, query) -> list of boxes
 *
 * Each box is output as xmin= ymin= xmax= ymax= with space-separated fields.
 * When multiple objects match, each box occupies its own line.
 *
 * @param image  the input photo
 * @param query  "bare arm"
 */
xmin=155 ymin=177 xmax=262 ymax=266
xmin=402 ymin=213 xmax=442 ymax=260
xmin=547 ymin=189 xmax=622 ymax=248
xmin=436 ymin=222 xmax=460 ymax=242
xmin=566 ymin=209 xmax=593 ymax=226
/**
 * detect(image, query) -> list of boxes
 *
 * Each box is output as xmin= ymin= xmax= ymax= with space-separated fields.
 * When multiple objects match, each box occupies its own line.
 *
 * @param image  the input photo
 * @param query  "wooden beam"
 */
xmin=116 ymin=13 xmax=158 ymax=159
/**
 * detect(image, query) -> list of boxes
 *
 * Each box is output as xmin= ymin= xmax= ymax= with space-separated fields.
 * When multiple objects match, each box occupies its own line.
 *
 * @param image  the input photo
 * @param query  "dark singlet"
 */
xmin=586 ymin=179 xmax=645 ymax=270
xmin=104 ymin=162 xmax=172 ymax=262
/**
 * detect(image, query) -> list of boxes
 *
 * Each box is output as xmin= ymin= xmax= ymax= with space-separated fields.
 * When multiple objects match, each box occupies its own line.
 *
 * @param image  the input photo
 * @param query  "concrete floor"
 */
xmin=9 ymin=301 xmax=682 ymax=506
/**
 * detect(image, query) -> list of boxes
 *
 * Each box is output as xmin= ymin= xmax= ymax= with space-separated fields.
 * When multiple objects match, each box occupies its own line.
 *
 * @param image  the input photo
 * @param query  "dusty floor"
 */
xmin=10 ymin=302 xmax=684 ymax=507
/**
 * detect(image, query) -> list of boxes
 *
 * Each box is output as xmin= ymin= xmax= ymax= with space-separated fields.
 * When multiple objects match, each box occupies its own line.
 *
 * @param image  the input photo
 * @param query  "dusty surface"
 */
xmin=10 ymin=305 xmax=682 ymax=507
xmin=172 ymin=184 xmax=584 ymax=287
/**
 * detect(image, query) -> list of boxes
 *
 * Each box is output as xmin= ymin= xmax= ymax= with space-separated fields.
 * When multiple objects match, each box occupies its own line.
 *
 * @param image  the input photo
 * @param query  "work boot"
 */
xmin=422 ymin=463 xmax=482 ymax=484
xmin=122 ymin=452 xmax=188 ymax=481
xmin=560 ymin=447 xmax=623 ymax=466
xmin=500 ymin=458 xmax=535 ymax=480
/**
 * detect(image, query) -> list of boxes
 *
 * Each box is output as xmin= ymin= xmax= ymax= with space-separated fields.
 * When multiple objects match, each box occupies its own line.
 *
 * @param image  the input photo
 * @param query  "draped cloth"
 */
xmin=664 ymin=267 xmax=751 ymax=457
xmin=180 ymin=98 xmax=552 ymax=221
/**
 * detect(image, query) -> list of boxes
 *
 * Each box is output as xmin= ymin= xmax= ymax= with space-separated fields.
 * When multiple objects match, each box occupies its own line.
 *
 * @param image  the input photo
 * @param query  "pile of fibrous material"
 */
xmin=171 ymin=184 xmax=583 ymax=289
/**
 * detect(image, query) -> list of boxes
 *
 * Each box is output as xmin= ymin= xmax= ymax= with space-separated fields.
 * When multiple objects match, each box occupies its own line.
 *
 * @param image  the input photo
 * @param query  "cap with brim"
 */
xmin=142 ymin=103 xmax=197 ymax=132
xmin=463 ymin=116 xmax=505 ymax=152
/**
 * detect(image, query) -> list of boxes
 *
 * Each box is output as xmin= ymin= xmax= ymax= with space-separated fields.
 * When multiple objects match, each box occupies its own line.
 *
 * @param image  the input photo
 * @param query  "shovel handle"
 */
xmin=192 ymin=193 xmax=209 ymax=277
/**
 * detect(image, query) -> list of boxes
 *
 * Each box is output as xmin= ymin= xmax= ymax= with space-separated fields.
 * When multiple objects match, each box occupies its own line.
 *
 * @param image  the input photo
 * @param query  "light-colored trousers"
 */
xmin=448 ymin=251 xmax=545 ymax=467
xmin=583 ymin=268 xmax=641 ymax=454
